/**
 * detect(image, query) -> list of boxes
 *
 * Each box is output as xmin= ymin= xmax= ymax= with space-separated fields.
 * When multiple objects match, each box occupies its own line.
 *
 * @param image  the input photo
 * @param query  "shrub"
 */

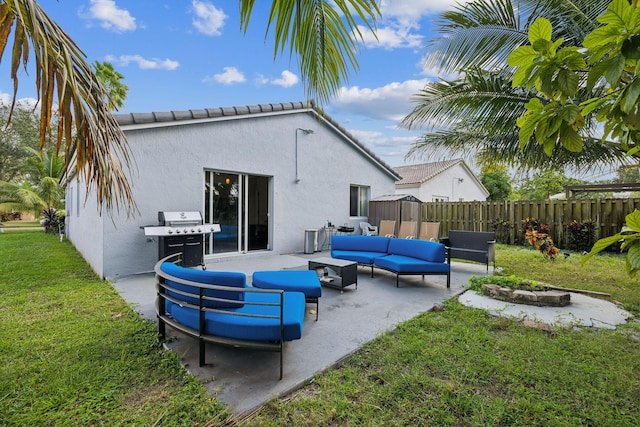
xmin=491 ymin=218 xmax=513 ymax=244
xmin=468 ymin=274 xmax=548 ymax=292
xmin=0 ymin=211 xmax=22 ymax=222
xmin=566 ymin=219 xmax=595 ymax=252
xmin=523 ymin=217 xmax=558 ymax=259
xmin=41 ymin=208 xmax=65 ymax=234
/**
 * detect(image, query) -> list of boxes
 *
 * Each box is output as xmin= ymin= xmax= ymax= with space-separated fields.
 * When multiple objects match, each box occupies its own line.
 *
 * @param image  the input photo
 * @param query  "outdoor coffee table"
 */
xmin=308 ymin=257 xmax=357 ymax=293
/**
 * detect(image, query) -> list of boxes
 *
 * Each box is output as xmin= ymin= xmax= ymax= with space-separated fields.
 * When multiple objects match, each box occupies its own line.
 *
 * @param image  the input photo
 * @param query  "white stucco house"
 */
xmin=394 ymin=159 xmax=489 ymax=202
xmin=65 ymin=101 xmax=400 ymax=280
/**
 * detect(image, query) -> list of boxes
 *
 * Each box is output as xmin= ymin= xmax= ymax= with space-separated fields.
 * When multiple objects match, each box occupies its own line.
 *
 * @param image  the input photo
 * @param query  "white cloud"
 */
xmin=0 ymin=91 xmax=39 ymax=110
xmin=256 ymin=70 xmax=299 ymax=87
xmin=105 ymin=54 xmax=179 ymax=70
xmin=358 ymin=23 xmax=423 ymax=50
xmin=347 ymin=128 xmax=419 ymax=167
xmin=191 ymin=0 xmax=227 ymax=36
xmin=205 ymin=67 xmax=246 ymax=85
xmin=85 ymin=0 xmax=136 ymax=33
xmin=332 ymin=79 xmax=429 ymax=121
xmin=379 ymin=0 xmax=471 ymax=17
xmin=353 ymin=0 xmax=473 ymax=52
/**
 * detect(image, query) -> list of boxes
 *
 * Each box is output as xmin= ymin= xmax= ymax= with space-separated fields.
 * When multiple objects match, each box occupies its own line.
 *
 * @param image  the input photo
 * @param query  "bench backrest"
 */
xmin=331 ymin=235 xmax=390 ymax=253
xmin=159 ymin=262 xmax=246 ymax=308
xmin=447 ymin=231 xmax=496 ymax=250
xmin=387 ymin=238 xmax=446 ymax=263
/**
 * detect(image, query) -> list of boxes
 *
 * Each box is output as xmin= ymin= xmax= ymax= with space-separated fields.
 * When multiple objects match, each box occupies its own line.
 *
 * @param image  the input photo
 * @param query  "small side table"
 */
xmin=319 ymin=226 xmax=335 ymax=251
xmin=308 ymin=257 xmax=358 ymax=293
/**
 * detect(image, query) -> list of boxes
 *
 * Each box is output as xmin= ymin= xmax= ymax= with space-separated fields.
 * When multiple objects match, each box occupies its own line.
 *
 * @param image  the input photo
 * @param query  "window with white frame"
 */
xmin=349 ymin=185 xmax=369 ymax=217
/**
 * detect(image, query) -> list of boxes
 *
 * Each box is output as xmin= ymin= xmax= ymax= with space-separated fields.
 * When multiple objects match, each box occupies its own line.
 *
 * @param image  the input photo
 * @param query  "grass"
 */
xmin=495 ymin=244 xmax=640 ymax=314
xmin=2 ymin=232 xmax=639 ymax=426
xmin=244 ymin=301 xmax=640 ymax=426
xmin=0 ymin=220 xmax=43 ymax=232
xmin=0 ymin=220 xmax=41 ymax=227
xmin=0 ymin=232 xmax=228 ymax=426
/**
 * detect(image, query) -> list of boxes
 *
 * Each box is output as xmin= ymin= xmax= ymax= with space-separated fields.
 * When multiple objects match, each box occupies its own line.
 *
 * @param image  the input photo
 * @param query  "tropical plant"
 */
xmin=0 ymin=0 xmax=380 ymax=214
xmin=93 ymin=61 xmax=129 ymax=111
xmin=41 ymin=207 xmax=64 ymax=234
xmin=583 ymin=209 xmax=640 ymax=277
xmin=0 ymin=180 xmax=45 ymax=216
xmin=526 ymin=229 xmax=560 ymax=259
xmin=523 ymin=217 xmax=558 ymax=259
xmin=566 ymin=219 xmax=595 ymax=252
xmin=401 ymin=0 xmax=626 ymax=173
xmin=508 ymin=0 xmax=640 ymax=162
xmin=0 ymin=145 xmax=65 ymax=217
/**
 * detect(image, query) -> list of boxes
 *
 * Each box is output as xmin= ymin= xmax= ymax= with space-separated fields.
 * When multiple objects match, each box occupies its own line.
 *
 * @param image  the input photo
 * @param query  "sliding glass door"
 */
xmin=204 ymin=171 xmax=270 ymax=255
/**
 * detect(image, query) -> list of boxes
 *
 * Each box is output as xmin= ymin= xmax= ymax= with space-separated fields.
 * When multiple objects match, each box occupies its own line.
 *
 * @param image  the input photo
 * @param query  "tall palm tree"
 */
xmin=0 ymin=0 xmax=380 ymax=215
xmin=93 ymin=61 xmax=129 ymax=111
xmin=0 ymin=145 xmax=64 ymax=216
xmin=401 ymin=0 xmax=623 ymax=173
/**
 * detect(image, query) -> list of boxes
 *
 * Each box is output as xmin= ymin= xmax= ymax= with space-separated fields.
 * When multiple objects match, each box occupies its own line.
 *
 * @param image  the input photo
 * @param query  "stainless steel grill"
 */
xmin=143 ymin=211 xmax=220 ymax=267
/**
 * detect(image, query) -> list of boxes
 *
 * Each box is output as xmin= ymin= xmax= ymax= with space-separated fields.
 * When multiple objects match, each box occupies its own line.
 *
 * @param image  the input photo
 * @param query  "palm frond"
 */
xmin=402 ymin=69 xmax=529 ymax=131
xmin=406 ymin=128 xmax=631 ymax=174
xmin=1 ymin=0 xmax=135 ymax=215
xmin=239 ymin=0 xmax=380 ymax=106
xmin=425 ymin=0 xmax=610 ymax=75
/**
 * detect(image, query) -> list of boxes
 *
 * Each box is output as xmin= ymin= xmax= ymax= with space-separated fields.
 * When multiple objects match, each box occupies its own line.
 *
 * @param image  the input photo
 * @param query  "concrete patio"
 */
xmin=113 ymin=252 xmax=490 ymax=415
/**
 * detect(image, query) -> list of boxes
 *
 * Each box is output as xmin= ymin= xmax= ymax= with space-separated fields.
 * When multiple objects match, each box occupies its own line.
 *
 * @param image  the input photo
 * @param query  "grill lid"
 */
xmin=158 ymin=211 xmax=202 ymax=225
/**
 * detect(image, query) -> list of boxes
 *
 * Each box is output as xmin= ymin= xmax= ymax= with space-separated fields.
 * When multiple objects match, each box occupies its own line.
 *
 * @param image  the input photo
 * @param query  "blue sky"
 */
xmin=1 ymin=0 xmax=468 ymax=168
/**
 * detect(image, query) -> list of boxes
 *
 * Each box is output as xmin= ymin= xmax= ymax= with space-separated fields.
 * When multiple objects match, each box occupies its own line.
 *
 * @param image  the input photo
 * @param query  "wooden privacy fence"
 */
xmin=422 ymin=198 xmax=640 ymax=248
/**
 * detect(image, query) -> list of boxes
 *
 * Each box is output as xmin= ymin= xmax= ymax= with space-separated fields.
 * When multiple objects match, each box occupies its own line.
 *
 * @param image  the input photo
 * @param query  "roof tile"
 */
xmin=394 ymin=160 xmax=462 ymax=184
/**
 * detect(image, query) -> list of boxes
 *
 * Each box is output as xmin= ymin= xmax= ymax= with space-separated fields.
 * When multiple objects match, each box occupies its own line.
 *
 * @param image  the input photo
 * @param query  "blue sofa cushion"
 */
xmin=160 ymin=262 xmax=246 ymax=308
xmin=331 ymin=235 xmax=390 ymax=253
xmin=330 ymin=250 xmax=387 ymax=265
xmin=331 ymin=235 xmax=390 ymax=264
xmin=168 ymin=291 xmax=306 ymax=342
xmin=252 ymin=270 xmax=322 ymax=298
xmin=374 ymin=254 xmax=451 ymax=274
xmin=387 ymin=238 xmax=446 ymax=263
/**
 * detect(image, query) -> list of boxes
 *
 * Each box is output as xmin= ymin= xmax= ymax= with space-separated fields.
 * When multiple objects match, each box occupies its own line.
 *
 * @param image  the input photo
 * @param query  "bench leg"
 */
xmin=279 ymin=344 xmax=283 ymax=380
xmin=307 ymin=297 xmax=319 ymax=321
xmin=199 ymin=339 xmax=206 ymax=367
xmin=158 ymin=319 xmax=166 ymax=340
xmin=396 ymin=274 xmax=399 ymax=288
xmin=447 ymin=272 xmax=450 ymax=288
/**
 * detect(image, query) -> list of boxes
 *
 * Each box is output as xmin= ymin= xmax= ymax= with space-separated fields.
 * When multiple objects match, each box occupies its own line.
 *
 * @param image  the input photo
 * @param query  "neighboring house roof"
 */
xmin=371 ymin=194 xmax=422 ymax=202
xmin=113 ymin=100 xmax=401 ymax=181
xmin=394 ymin=159 xmax=463 ymax=185
xmin=394 ymin=159 xmax=490 ymax=197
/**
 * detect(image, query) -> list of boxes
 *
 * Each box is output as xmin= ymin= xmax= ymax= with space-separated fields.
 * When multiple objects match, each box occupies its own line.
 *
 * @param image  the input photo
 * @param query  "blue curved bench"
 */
xmin=331 ymin=235 xmax=450 ymax=288
xmin=155 ymin=254 xmax=306 ymax=380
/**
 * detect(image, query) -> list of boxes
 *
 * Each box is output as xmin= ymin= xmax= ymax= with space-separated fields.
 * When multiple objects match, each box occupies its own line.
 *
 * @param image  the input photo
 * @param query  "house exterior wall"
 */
xmin=398 ymin=164 xmax=488 ymax=202
xmin=66 ymin=110 xmax=396 ymax=279
xmin=65 ymin=181 xmax=104 ymax=276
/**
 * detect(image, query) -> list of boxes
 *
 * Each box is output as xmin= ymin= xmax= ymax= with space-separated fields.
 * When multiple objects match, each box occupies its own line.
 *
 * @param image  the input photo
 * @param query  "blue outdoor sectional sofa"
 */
xmin=330 ymin=235 xmax=450 ymax=288
xmin=155 ymin=254 xmax=307 ymax=380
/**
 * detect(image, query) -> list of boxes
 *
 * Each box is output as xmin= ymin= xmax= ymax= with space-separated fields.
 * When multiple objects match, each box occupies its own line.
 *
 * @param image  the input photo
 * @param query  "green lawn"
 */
xmin=1 ymin=232 xmax=639 ymax=426
xmin=0 ymin=232 xmax=227 ymax=426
